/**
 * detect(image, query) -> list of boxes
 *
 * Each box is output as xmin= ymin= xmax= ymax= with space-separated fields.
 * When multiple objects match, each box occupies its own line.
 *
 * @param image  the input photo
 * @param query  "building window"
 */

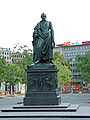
xmin=72 ymin=52 xmax=74 ymax=56
xmin=67 ymin=47 xmax=69 ymax=51
xmin=85 ymin=46 xmax=88 ymax=49
xmin=70 ymin=47 xmax=72 ymax=50
xmin=83 ymin=52 xmax=85 ymax=55
xmin=78 ymin=52 xmax=80 ymax=55
xmin=72 ymin=58 xmax=75 ymax=62
xmin=75 ymin=52 xmax=77 ymax=56
xmin=80 ymin=52 xmax=83 ymax=55
xmin=83 ymin=46 xmax=85 ymax=49
xmin=9 ymin=53 xmax=11 ymax=56
xmin=64 ymin=53 xmax=66 ymax=56
xmin=72 ymin=47 xmax=74 ymax=50
xmin=77 ymin=46 xmax=80 ymax=50
xmin=70 ymin=52 xmax=72 ymax=56
xmin=65 ymin=48 xmax=67 ymax=51
xmin=67 ymin=53 xmax=69 ymax=57
xmin=75 ymin=47 xmax=77 ymax=50
xmin=80 ymin=46 xmax=82 ymax=49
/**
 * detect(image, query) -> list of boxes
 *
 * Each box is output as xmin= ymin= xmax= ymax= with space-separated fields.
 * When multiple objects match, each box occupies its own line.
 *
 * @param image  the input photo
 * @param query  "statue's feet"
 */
xmin=31 ymin=62 xmax=35 ymax=66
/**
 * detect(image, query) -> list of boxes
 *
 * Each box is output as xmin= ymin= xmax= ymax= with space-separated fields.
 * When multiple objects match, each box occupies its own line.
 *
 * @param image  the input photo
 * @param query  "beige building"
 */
xmin=12 ymin=53 xmax=24 ymax=63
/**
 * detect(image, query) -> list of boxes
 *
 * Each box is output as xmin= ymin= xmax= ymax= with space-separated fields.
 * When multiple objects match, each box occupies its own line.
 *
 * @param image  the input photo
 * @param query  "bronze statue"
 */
xmin=32 ymin=13 xmax=55 ymax=64
xmin=24 ymin=14 xmax=59 ymax=106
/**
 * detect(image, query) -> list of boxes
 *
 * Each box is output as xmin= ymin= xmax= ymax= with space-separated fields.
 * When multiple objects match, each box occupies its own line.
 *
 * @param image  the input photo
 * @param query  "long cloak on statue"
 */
xmin=32 ymin=20 xmax=54 ymax=63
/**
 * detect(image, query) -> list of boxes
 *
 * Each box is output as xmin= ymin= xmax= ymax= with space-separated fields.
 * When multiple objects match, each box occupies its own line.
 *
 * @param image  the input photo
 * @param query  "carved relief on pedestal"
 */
xmin=28 ymin=72 xmax=57 ymax=92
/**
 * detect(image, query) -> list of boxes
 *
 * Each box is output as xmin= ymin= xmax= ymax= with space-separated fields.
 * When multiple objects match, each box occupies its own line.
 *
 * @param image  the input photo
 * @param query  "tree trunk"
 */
xmin=0 ymin=82 xmax=1 ymax=90
xmin=20 ymin=83 xmax=22 ymax=95
xmin=60 ymin=84 xmax=62 ymax=93
xmin=25 ymin=84 xmax=27 ymax=96
xmin=11 ymin=84 xmax=13 ymax=96
xmin=5 ymin=81 xmax=7 ymax=91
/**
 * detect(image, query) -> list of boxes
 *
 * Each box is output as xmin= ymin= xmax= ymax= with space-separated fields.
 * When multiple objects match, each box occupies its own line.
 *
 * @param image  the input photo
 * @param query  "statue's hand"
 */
xmin=52 ymin=42 xmax=55 ymax=49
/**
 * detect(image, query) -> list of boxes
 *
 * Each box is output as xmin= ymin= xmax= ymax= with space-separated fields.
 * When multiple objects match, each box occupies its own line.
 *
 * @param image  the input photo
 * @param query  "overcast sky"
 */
xmin=0 ymin=0 xmax=90 ymax=50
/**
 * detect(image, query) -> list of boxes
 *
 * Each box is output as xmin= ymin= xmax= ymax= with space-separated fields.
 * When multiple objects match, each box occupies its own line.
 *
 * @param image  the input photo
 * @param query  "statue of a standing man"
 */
xmin=32 ymin=13 xmax=55 ymax=64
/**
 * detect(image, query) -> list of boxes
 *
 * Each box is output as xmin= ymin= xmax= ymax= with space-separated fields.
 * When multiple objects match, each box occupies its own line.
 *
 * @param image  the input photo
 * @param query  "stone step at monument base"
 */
xmin=1 ymin=107 xmax=90 ymax=119
xmin=13 ymin=103 xmax=70 ymax=109
xmin=1 ymin=104 xmax=79 ymax=112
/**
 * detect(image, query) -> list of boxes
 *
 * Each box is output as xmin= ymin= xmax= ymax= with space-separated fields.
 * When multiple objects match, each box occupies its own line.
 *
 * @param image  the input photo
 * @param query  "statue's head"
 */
xmin=41 ymin=13 xmax=46 ymax=21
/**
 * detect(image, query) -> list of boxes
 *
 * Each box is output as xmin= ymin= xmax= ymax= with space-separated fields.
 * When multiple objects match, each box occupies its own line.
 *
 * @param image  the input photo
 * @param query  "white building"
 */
xmin=0 ymin=47 xmax=12 ymax=63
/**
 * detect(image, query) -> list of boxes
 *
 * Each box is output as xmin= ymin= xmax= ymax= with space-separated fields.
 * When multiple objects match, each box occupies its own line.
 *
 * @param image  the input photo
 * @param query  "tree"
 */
xmin=0 ymin=57 xmax=7 ymax=89
xmin=12 ymin=44 xmax=33 ymax=94
xmin=75 ymin=51 xmax=90 ymax=82
xmin=13 ymin=44 xmax=33 ymax=69
xmin=53 ymin=51 xmax=73 ymax=92
xmin=3 ymin=63 xmax=22 ymax=95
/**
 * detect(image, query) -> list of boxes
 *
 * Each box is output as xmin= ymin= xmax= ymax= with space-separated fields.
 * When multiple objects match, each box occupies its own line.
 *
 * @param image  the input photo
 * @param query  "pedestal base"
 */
xmin=24 ymin=95 xmax=61 ymax=106
xmin=24 ymin=63 xmax=60 ymax=106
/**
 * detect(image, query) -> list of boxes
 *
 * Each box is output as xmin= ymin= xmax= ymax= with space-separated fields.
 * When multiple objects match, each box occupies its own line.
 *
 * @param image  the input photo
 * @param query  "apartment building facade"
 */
xmin=12 ymin=53 xmax=24 ymax=64
xmin=0 ymin=47 xmax=12 ymax=63
xmin=54 ymin=41 xmax=90 ymax=92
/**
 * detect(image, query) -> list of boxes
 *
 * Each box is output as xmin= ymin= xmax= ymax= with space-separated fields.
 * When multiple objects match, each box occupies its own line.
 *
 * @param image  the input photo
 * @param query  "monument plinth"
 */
xmin=24 ymin=63 xmax=61 ymax=105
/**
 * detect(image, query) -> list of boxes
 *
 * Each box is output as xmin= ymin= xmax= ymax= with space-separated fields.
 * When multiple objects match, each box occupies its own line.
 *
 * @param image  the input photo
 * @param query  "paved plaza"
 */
xmin=0 ymin=94 xmax=90 ymax=120
xmin=0 ymin=94 xmax=90 ymax=109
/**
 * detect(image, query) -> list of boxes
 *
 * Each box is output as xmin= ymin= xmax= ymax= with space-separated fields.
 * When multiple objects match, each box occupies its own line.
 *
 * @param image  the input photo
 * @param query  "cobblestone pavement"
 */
xmin=0 ymin=94 xmax=90 ymax=120
xmin=61 ymin=93 xmax=90 ymax=107
xmin=0 ymin=93 xmax=90 ymax=109
xmin=0 ymin=95 xmax=23 ymax=110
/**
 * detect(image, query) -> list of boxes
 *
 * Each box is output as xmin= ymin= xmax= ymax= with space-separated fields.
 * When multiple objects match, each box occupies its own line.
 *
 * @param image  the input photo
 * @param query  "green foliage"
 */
xmin=53 ymin=51 xmax=73 ymax=85
xmin=0 ymin=57 xmax=22 ymax=85
xmin=0 ymin=44 xmax=33 ymax=86
xmin=75 ymin=51 xmax=90 ymax=82
xmin=0 ymin=57 xmax=6 ymax=82
xmin=13 ymin=44 xmax=33 ymax=84
xmin=13 ymin=44 xmax=33 ymax=68
xmin=4 ymin=63 xmax=19 ymax=85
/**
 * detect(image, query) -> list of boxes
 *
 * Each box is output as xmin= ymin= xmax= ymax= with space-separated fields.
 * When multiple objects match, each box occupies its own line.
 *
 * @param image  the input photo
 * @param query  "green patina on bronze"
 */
xmin=24 ymin=13 xmax=60 ymax=106
xmin=32 ymin=13 xmax=55 ymax=64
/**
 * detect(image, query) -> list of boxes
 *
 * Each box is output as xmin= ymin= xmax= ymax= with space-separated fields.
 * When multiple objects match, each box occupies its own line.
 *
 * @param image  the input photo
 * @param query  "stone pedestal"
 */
xmin=24 ymin=63 xmax=61 ymax=106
